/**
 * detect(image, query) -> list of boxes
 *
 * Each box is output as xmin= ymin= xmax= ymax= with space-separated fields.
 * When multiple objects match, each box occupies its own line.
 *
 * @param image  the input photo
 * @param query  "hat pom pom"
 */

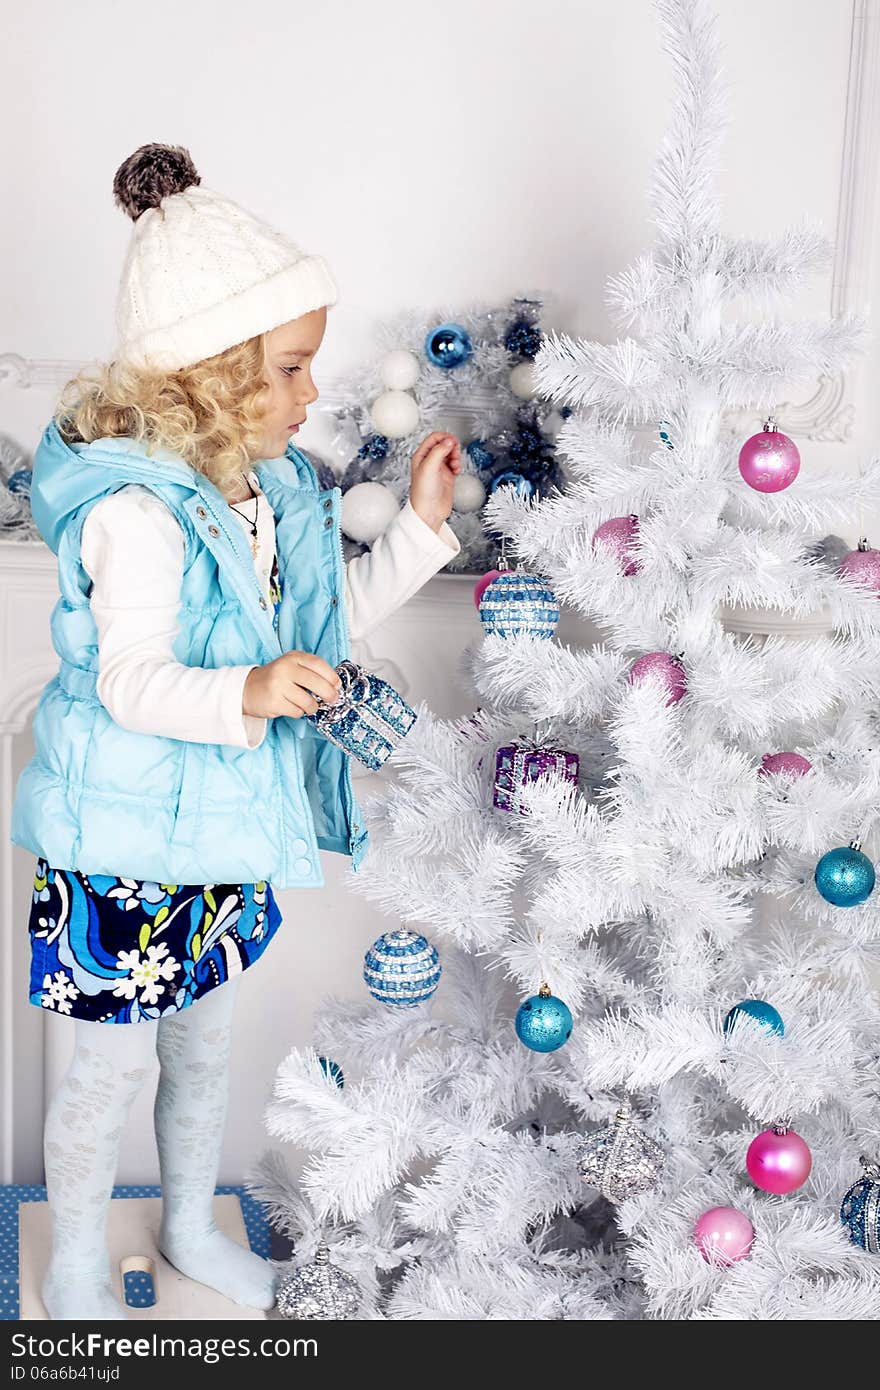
xmin=112 ymin=143 xmax=200 ymax=221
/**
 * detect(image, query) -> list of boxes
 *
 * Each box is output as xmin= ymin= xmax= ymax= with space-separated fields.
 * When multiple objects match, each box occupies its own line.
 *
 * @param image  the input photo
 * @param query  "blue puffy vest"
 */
xmin=11 ymin=421 xmax=368 ymax=888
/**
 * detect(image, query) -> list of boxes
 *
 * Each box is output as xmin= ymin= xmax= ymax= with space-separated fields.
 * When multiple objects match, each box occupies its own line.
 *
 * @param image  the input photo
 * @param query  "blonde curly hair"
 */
xmin=54 ymin=333 xmax=271 ymax=496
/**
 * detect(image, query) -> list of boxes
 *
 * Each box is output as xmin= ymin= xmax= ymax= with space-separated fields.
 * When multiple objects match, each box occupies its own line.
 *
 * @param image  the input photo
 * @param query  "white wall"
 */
xmin=2 ymin=0 xmax=878 ymax=1182
xmin=4 ymin=1 xmax=875 ymax=458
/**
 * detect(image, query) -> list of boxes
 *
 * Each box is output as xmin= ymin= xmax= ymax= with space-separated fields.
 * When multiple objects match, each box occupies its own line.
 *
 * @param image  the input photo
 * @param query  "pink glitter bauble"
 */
xmin=473 ymin=569 xmax=501 ymax=608
xmin=693 ymin=1206 xmax=755 ymax=1264
xmin=629 ymin=651 xmax=687 ymax=706
xmin=738 ymin=426 xmax=800 ymax=493
xmin=746 ymin=1127 xmax=812 ymax=1194
xmin=838 ymin=545 xmax=880 ymax=594
xmin=760 ymin=752 xmax=813 ymax=778
xmin=592 ymin=514 xmax=641 ymax=576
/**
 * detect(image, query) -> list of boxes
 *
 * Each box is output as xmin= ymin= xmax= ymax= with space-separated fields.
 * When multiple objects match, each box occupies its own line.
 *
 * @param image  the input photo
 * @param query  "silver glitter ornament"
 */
xmin=576 ymin=1098 xmax=665 ymax=1202
xmin=276 ymin=1242 xmax=362 ymax=1320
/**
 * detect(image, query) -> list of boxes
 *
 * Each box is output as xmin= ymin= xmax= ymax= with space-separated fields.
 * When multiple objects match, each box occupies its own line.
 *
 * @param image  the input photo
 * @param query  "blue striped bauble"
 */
xmin=840 ymin=1160 xmax=880 ymax=1255
xmin=363 ymin=929 xmax=441 ymax=1008
xmin=478 ymin=571 xmax=559 ymax=639
xmin=317 ymin=1057 xmax=344 ymax=1088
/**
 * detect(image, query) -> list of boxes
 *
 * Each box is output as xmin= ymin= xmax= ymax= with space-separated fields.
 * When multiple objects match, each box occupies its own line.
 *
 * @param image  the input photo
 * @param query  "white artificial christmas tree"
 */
xmin=253 ymin=0 xmax=880 ymax=1319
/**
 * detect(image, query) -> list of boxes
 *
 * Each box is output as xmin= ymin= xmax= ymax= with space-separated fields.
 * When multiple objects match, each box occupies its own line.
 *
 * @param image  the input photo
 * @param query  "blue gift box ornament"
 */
xmin=306 ymin=659 xmax=417 ymax=771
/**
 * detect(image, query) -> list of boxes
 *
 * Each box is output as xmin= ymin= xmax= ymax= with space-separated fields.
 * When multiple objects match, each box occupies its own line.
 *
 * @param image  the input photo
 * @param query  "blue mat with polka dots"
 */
xmin=0 ymin=1184 xmax=271 ymax=1320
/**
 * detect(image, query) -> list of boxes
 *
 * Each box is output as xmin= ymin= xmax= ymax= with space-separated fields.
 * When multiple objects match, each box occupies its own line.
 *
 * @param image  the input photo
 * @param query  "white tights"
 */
xmin=41 ymin=976 xmax=277 ymax=1320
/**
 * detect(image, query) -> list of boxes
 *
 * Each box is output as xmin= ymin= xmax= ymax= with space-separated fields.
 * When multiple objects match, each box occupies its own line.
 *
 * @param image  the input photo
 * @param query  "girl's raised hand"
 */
xmin=409 ymin=431 xmax=462 ymax=533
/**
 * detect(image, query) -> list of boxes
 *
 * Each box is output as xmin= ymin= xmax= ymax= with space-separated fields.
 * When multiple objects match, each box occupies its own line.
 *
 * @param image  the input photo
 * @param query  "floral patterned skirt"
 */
xmin=28 ymin=859 xmax=282 ymax=1024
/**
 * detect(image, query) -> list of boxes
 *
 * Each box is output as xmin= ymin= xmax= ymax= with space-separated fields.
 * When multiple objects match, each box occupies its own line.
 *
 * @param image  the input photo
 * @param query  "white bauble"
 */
xmin=543 ymin=408 xmax=567 ymax=441
xmin=509 ymin=362 xmax=536 ymax=399
xmin=452 ymin=473 xmax=486 ymax=513
xmin=380 ymin=349 xmax=421 ymax=391
xmin=341 ymin=482 xmax=400 ymax=544
xmin=370 ymin=390 xmax=420 ymax=440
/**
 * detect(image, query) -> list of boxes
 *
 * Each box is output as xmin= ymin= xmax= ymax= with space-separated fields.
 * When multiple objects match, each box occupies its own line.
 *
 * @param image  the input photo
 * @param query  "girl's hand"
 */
xmin=409 ymin=431 xmax=462 ymax=533
xmin=243 ymin=651 xmax=342 ymax=720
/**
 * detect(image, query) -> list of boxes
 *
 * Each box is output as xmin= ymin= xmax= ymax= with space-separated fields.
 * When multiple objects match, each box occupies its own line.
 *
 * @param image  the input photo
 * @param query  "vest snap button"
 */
xmin=196 ymin=505 xmax=207 ymax=519
xmin=323 ymin=516 xmax=333 ymax=529
xmin=323 ymin=497 xmax=332 ymax=511
xmin=208 ymin=524 xmax=220 ymax=536
xmin=330 ymin=595 xmax=338 ymax=607
xmin=259 ymin=596 xmax=268 ymax=609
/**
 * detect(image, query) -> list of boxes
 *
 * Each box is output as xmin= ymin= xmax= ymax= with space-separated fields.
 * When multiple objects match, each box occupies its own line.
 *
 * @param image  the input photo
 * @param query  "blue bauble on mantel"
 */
xmin=723 ymin=998 xmax=785 ymax=1038
xmin=424 ymin=322 xmax=473 ymax=370
xmin=515 ymin=986 xmax=572 ymax=1052
xmin=814 ymin=845 xmax=875 ymax=907
xmin=363 ymin=929 xmax=441 ymax=1008
xmin=478 ymin=571 xmax=559 ymax=639
xmin=840 ymin=1158 xmax=880 ymax=1255
xmin=488 ymin=469 xmax=536 ymax=499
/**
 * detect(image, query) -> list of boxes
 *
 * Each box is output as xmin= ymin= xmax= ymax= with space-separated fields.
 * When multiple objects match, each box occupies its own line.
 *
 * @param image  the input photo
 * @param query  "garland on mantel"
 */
xmin=0 ymin=434 xmax=38 ymax=541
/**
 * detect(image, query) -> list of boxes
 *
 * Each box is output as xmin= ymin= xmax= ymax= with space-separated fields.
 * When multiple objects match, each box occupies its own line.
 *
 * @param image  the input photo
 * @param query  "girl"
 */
xmin=11 ymin=143 xmax=462 ymax=1320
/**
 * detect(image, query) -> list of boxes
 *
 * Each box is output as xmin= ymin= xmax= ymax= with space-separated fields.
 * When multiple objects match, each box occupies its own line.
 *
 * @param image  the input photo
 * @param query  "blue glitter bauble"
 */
xmin=508 ymin=417 xmax=551 ymax=471
xmin=478 ymin=571 xmax=559 ymax=639
xmin=424 ymin=322 xmax=473 ymax=370
xmin=723 ymin=998 xmax=785 ymax=1038
xmin=503 ymin=317 xmax=543 ymax=359
xmin=317 ymin=1057 xmax=344 ymax=1088
xmin=6 ymin=467 xmax=32 ymax=496
xmin=357 ymin=433 xmax=390 ymax=463
xmin=466 ymin=439 xmax=495 ymax=470
xmin=840 ymin=1162 xmax=880 ymax=1254
xmin=363 ymin=928 xmax=441 ymax=1008
xmin=814 ymin=846 xmax=875 ymax=906
xmin=488 ymin=470 xmax=536 ymax=499
xmin=515 ymin=991 xmax=573 ymax=1052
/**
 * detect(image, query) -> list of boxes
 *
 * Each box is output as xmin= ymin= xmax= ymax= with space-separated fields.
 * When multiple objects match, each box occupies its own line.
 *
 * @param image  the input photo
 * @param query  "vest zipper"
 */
xmin=201 ymin=495 xmax=282 ymax=656
xmin=330 ymin=489 xmax=359 ymax=849
xmin=202 ymin=489 xmax=296 ymax=886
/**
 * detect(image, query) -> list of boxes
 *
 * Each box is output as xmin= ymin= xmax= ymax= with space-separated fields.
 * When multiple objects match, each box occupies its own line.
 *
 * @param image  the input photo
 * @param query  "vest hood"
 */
xmin=30 ymin=422 xmax=204 ymax=555
xmin=30 ymin=421 xmax=313 ymax=556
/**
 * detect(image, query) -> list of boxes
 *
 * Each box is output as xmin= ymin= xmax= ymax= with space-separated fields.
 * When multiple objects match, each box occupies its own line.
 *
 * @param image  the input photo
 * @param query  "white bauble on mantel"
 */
xmin=370 ymin=390 xmax=420 ymax=440
xmin=452 ymin=473 xmax=486 ymax=513
xmin=509 ymin=362 xmax=537 ymax=399
xmin=341 ymin=482 xmax=400 ymax=544
xmin=379 ymin=350 xmax=421 ymax=392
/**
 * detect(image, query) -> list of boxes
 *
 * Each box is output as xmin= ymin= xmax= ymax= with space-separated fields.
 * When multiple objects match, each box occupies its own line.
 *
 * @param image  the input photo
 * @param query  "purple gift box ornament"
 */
xmin=493 ymin=730 xmax=579 ymax=815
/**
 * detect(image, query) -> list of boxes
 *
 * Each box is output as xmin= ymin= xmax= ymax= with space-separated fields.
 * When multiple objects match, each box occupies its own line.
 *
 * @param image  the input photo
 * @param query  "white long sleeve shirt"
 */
xmin=80 ymin=471 xmax=460 ymax=751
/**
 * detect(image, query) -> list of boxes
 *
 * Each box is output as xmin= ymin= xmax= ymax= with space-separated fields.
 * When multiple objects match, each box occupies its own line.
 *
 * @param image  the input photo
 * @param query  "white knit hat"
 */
xmin=111 ymin=144 xmax=338 ymax=371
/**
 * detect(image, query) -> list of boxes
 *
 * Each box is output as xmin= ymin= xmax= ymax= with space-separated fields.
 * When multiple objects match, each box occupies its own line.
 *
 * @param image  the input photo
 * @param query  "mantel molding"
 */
xmin=0 ymin=539 xmax=839 ymax=649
